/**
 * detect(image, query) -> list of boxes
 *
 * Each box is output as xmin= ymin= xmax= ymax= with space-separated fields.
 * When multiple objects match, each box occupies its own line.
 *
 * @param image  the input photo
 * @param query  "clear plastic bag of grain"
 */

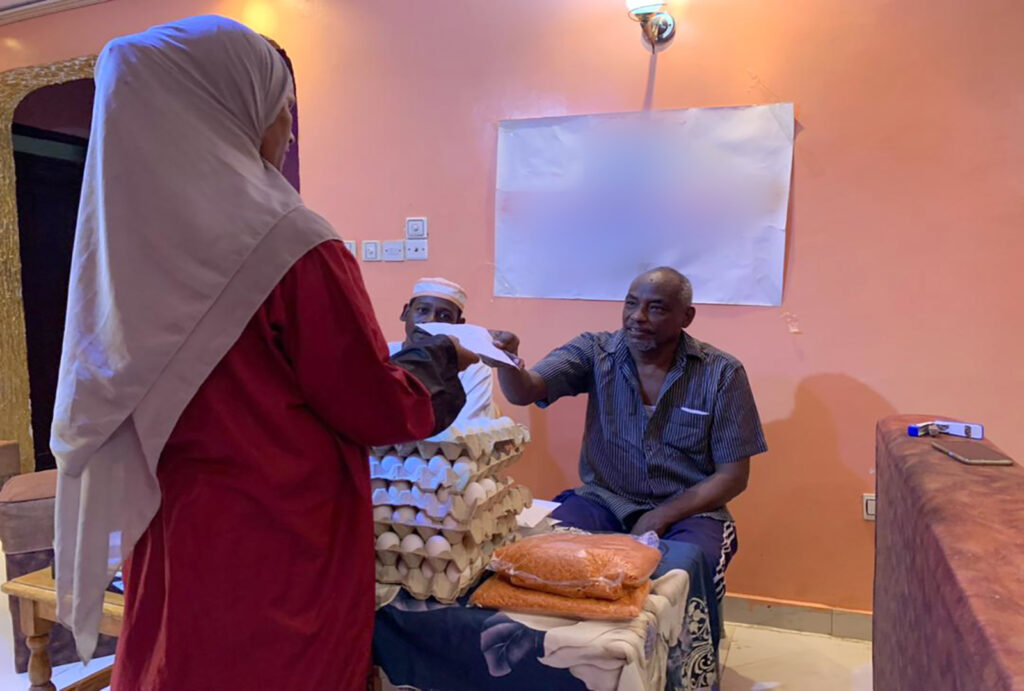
xmin=487 ymin=532 xmax=661 ymax=601
xmin=470 ymin=575 xmax=652 ymax=621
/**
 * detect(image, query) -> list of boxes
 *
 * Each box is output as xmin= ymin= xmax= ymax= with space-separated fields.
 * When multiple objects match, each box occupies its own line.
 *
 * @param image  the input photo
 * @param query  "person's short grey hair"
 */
xmin=643 ymin=266 xmax=693 ymax=307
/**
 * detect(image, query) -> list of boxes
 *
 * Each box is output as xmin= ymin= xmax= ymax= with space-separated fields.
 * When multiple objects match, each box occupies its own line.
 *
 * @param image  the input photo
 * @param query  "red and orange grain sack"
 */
xmin=470 ymin=533 xmax=661 ymax=621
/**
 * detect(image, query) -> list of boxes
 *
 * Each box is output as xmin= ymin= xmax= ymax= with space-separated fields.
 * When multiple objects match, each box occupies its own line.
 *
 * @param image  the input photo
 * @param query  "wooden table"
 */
xmin=1 ymin=568 xmax=121 ymax=691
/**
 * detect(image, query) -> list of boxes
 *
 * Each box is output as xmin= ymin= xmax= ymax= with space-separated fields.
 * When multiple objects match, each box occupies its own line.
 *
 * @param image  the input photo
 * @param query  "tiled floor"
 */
xmin=721 ymin=623 xmax=873 ymax=691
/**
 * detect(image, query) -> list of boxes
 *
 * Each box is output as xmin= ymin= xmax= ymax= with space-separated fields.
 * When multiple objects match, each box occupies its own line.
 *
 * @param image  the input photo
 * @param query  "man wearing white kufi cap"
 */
xmin=389 ymin=277 xmax=499 ymax=425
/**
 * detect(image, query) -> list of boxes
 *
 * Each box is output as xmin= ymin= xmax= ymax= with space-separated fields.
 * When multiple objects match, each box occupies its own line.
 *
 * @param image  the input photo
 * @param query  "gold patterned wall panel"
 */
xmin=0 ymin=56 xmax=95 ymax=473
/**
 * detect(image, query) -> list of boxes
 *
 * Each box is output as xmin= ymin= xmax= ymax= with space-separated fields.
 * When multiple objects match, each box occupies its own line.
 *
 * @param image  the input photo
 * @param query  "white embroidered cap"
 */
xmin=412 ymin=277 xmax=468 ymax=311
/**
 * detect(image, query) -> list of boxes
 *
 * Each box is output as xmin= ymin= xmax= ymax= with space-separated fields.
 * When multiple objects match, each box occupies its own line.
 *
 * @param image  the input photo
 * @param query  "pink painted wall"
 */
xmin=3 ymin=0 xmax=1022 ymax=611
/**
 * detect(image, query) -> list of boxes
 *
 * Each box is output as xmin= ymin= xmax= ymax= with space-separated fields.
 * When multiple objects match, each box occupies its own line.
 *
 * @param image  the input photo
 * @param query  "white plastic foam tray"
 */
xmin=371 ymin=418 xmax=530 ymax=462
xmin=369 ymin=447 xmax=525 ymax=492
xmin=371 ymin=477 xmax=531 ymax=523
xmin=375 ymin=534 xmax=516 ymax=603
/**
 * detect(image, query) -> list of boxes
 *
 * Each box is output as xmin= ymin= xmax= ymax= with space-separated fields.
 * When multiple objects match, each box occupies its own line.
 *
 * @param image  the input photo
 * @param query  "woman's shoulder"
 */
xmin=275 ymin=204 xmax=339 ymax=241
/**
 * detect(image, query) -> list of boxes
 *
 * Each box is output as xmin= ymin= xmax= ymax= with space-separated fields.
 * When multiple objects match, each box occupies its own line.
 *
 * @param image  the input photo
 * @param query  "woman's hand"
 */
xmin=447 ymin=336 xmax=480 ymax=372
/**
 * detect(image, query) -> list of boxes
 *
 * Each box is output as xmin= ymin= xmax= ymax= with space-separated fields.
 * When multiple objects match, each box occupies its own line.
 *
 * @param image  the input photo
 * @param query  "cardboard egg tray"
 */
xmin=375 ymin=533 xmax=517 ymax=603
xmin=373 ymin=502 xmax=524 ymax=546
xmin=370 ymin=481 xmax=528 ymax=524
xmin=375 ymin=555 xmax=485 ymax=604
xmin=371 ymin=419 xmax=530 ymax=462
xmin=375 ymin=530 xmax=492 ymax=573
xmin=369 ymin=447 xmax=525 ymax=491
xmin=371 ymin=478 xmax=531 ymax=523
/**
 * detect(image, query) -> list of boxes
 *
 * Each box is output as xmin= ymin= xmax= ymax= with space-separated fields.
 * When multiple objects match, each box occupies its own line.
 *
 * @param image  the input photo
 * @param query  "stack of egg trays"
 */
xmin=369 ymin=424 xmax=532 ymax=602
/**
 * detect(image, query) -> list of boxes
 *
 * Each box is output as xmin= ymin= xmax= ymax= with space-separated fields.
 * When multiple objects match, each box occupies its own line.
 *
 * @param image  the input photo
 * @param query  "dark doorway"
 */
xmin=13 ymin=79 xmax=94 ymax=471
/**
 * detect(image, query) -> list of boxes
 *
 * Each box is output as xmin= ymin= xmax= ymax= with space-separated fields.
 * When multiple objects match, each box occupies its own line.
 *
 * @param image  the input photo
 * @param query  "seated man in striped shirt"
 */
xmin=494 ymin=267 xmax=767 ymax=600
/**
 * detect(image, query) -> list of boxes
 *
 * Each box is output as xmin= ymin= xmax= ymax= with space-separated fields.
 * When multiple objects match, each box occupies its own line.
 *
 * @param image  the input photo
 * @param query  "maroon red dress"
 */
xmin=112 ymin=242 xmax=454 ymax=690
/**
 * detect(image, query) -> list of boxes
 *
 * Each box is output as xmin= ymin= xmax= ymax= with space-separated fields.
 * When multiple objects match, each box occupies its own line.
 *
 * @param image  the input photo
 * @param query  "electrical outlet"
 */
xmin=361 ymin=240 xmax=380 ymax=262
xmin=862 ymin=493 xmax=876 ymax=521
xmin=382 ymin=240 xmax=405 ymax=262
xmin=405 ymin=238 xmax=428 ymax=261
xmin=343 ymin=240 xmax=357 ymax=256
xmin=405 ymin=217 xmax=428 ymax=239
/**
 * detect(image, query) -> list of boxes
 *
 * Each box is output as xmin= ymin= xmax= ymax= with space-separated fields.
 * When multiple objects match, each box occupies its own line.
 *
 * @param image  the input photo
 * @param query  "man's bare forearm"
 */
xmin=632 ymin=459 xmax=750 ymax=535
xmin=497 ymin=366 xmax=547 ymax=405
xmin=658 ymin=463 xmax=749 ymax=523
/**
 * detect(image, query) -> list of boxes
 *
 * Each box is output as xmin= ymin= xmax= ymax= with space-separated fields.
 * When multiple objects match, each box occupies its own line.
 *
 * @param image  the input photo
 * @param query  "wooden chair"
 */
xmin=60 ymin=666 xmax=113 ymax=691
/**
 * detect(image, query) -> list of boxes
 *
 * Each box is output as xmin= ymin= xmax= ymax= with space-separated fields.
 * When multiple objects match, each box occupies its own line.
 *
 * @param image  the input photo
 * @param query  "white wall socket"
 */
xmin=405 ymin=238 xmax=428 ymax=260
xmin=382 ymin=240 xmax=405 ymax=262
xmin=862 ymin=493 xmax=876 ymax=521
xmin=343 ymin=240 xmax=356 ymax=256
xmin=405 ymin=217 xmax=428 ymax=239
xmin=361 ymin=240 xmax=380 ymax=262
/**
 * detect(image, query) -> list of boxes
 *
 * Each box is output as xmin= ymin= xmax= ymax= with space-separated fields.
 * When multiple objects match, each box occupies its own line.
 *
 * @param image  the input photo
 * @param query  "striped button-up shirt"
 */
xmin=533 ymin=330 xmax=767 ymax=522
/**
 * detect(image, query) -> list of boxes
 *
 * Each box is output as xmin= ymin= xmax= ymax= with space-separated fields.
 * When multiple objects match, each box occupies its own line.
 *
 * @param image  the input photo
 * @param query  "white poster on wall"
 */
xmin=494 ymin=103 xmax=794 ymax=305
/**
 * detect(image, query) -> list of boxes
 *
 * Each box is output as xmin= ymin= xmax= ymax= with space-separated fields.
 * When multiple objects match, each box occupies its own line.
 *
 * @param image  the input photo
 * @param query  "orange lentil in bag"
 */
xmin=488 ymin=533 xmax=661 ymax=601
xmin=470 ymin=575 xmax=651 ymax=621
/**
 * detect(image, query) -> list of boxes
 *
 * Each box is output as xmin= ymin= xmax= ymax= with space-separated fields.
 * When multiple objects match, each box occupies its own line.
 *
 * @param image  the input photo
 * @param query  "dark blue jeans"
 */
xmin=550 ymin=489 xmax=738 ymax=600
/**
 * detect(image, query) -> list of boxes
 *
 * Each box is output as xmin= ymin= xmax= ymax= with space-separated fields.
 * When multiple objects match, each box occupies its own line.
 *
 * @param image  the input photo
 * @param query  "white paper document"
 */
xmin=516 ymin=499 xmax=561 ymax=529
xmin=417 ymin=323 xmax=517 ymax=367
xmin=494 ymin=103 xmax=794 ymax=306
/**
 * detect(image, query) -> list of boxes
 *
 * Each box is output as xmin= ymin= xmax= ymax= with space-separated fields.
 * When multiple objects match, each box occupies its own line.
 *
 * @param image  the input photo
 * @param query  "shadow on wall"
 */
xmin=729 ymin=372 xmax=897 ymax=609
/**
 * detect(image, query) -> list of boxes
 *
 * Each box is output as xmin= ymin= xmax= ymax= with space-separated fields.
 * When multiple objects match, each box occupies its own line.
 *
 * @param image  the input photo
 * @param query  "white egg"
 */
xmin=381 ymin=455 xmax=403 ymax=473
xmin=373 ymin=506 xmax=392 ymax=522
xmin=397 ymin=561 xmax=409 ymax=577
xmin=415 ymin=511 xmax=431 ymax=525
xmin=400 ymin=534 xmax=425 ymax=553
xmin=479 ymin=478 xmax=498 ymax=496
xmin=464 ymin=482 xmax=486 ymax=508
xmin=391 ymin=480 xmax=412 ymax=493
xmin=435 ymin=488 xmax=450 ymax=503
xmin=446 ymin=562 xmax=462 ymax=583
xmin=370 ymin=478 xmax=388 ymax=491
xmin=425 ymin=535 xmax=451 ymax=557
xmin=452 ymin=460 xmax=477 ymax=477
xmin=421 ymin=562 xmax=435 ymax=579
xmin=442 ymin=516 xmax=460 ymax=530
xmin=403 ymin=455 xmax=426 ymax=475
xmin=375 ymin=532 xmax=400 ymax=551
xmin=392 ymin=507 xmax=416 ymax=523
xmin=453 ymin=471 xmax=471 ymax=493
xmin=428 ymin=455 xmax=451 ymax=475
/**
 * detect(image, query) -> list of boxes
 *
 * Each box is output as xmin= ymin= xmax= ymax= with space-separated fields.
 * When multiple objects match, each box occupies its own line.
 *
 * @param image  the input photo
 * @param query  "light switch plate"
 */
xmin=862 ymin=493 xmax=876 ymax=521
xmin=382 ymin=240 xmax=405 ymax=262
xmin=405 ymin=217 xmax=428 ymax=239
xmin=361 ymin=240 xmax=380 ymax=262
xmin=343 ymin=240 xmax=357 ymax=256
xmin=405 ymin=238 xmax=428 ymax=260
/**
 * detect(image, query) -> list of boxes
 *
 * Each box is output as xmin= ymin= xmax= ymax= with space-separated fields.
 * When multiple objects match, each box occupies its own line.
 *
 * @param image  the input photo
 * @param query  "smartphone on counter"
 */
xmin=931 ymin=440 xmax=1013 ymax=466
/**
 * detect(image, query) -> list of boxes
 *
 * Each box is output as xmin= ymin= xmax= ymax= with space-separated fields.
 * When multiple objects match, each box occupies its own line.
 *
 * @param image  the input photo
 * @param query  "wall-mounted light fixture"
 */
xmin=625 ymin=0 xmax=676 ymax=52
